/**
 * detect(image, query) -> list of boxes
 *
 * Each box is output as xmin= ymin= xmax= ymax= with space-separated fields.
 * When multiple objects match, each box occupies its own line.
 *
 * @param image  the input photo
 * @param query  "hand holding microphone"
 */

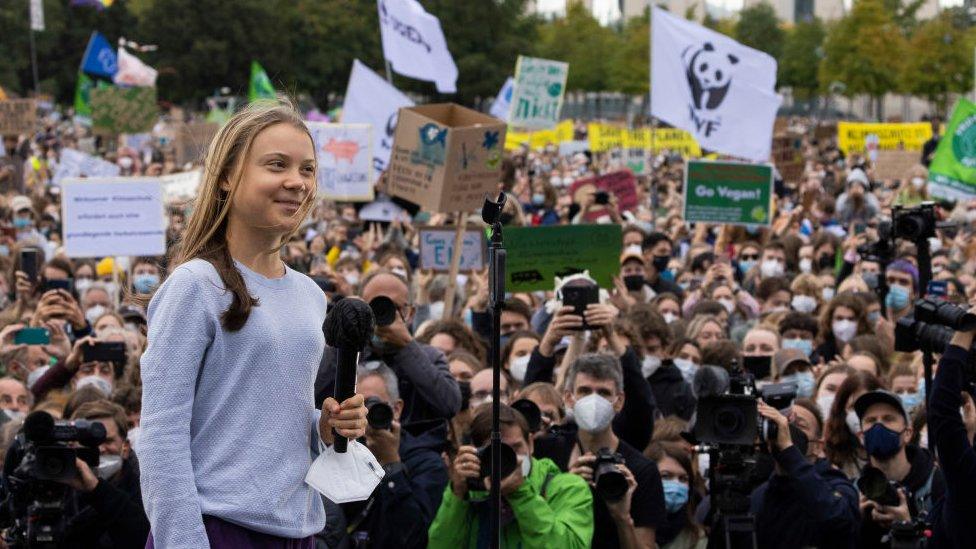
xmin=321 ymin=297 xmax=374 ymax=452
xmin=319 ymin=394 xmax=367 ymax=447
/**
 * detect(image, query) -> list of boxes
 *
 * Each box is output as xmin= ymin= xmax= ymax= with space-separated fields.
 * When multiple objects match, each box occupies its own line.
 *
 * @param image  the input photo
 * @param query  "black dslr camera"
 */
xmin=365 ymin=396 xmax=393 ymax=430
xmin=0 ymin=411 xmax=106 ymax=548
xmin=893 ymin=203 xmax=937 ymax=242
xmin=593 ymin=448 xmax=627 ymax=502
xmin=466 ymin=443 xmax=518 ymax=493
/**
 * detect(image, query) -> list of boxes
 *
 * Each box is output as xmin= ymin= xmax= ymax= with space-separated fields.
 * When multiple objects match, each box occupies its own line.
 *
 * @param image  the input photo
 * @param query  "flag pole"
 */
xmin=649 ymin=6 xmax=658 ymax=229
xmin=28 ymin=0 xmax=39 ymax=95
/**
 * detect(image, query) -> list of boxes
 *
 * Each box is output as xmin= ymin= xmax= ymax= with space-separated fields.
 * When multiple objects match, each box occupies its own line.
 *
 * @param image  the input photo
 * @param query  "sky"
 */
xmin=535 ymin=0 xmax=964 ymax=19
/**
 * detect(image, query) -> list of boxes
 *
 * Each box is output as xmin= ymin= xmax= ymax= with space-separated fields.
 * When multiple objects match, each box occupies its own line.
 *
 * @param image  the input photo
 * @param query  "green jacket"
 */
xmin=427 ymin=457 xmax=593 ymax=549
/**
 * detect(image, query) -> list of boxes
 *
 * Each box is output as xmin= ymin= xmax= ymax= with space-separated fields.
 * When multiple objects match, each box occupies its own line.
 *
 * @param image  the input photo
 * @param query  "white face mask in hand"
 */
xmin=573 ymin=393 xmax=615 ymax=433
xmin=305 ymin=439 xmax=384 ymax=503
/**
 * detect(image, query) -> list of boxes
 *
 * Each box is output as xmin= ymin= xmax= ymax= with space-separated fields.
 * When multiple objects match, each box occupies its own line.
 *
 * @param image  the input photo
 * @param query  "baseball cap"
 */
xmin=10 ymin=195 xmax=32 ymax=214
xmin=773 ymin=348 xmax=811 ymax=377
xmin=853 ymin=390 xmax=908 ymax=423
xmin=619 ymin=245 xmax=644 ymax=266
xmin=118 ymin=304 xmax=148 ymax=325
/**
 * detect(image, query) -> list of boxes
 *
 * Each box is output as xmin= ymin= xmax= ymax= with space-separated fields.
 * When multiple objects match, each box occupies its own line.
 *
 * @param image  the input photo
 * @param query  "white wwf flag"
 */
xmin=650 ymin=7 xmax=781 ymax=162
xmin=378 ymin=0 xmax=458 ymax=94
xmin=342 ymin=60 xmax=415 ymax=172
xmin=113 ymin=47 xmax=158 ymax=87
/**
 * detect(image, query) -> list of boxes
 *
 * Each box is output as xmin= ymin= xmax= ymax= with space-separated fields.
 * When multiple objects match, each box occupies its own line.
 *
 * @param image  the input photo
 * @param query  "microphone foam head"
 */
xmin=324 ymin=297 xmax=375 ymax=349
xmin=23 ymin=410 xmax=54 ymax=443
xmin=693 ymin=365 xmax=730 ymax=399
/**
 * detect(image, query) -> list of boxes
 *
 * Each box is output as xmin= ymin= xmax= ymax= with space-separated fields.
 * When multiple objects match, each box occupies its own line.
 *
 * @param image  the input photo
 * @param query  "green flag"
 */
xmin=929 ymin=98 xmax=976 ymax=201
xmin=74 ymin=72 xmax=94 ymax=116
xmin=248 ymin=61 xmax=276 ymax=102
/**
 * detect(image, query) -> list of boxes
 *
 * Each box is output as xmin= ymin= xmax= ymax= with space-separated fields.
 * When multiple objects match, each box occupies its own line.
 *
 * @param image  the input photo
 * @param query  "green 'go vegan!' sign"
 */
xmin=683 ymin=160 xmax=773 ymax=227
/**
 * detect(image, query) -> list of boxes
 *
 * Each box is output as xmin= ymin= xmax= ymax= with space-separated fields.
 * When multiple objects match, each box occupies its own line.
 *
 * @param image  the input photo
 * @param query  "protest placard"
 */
xmin=90 ymin=86 xmax=158 ymax=135
xmin=873 ymin=150 xmax=919 ymax=181
xmin=308 ymin=123 xmax=373 ymax=201
xmin=570 ymin=170 xmax=638 ymax=222
xmin=61 ymin=177 xmax=166 ymax=258
xmin=160 ymin=170 xmax=203 ymax=203
xmin=173 ymin=122 xmax=219 ymax=166
xmin=836 ymin=121 xmax=931 ymax=155
xmin=387 ymin=103 xmax=506 ymax=213
xmin=53 ymin=148 xmax=121 ymax=185
xmin=505 ymin=224 xmax=621 ymax=292
xmin=683 ymin=160 xmax=773 ymax=226
xmin=508 ymin=56 xmax=569 ymax=130
xmin=503 ymin=119 xmax=574 ymax=151
xmin=586 ymin=123 xmax=702 ymax=156
xmin=929 ymin=99 xmax=976 ymax=200
xmin=0 ymin=100 xmax=37 ymax=136
xmin=359 ymin=197 xmax=409 ymax=223
xmin=772 ymin=135 xmax=803 ymax=183
xmin=419 ymin=227 xmax=485 ymax=271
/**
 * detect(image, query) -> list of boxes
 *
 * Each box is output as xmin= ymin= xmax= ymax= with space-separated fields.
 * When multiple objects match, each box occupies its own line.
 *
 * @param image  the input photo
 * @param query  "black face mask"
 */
xmin=458 ymin=380 xmax=471 ymax=411
xmin=623 ymin=274 xmax=646 ymax=292
xmin=652 ymin=255 xmax=671 ymax=273
xmin=818 ymin=254 xmax=834 ymax=270
xmin=742 ymin=355 xmax=772 ymax=380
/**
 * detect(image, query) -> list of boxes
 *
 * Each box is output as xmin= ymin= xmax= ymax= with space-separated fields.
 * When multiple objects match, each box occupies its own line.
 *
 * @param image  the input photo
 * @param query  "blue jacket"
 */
xmin=928 ymin=345 xmax=976 ymax=549
xmin=750 ymin=446 xmax=860 ymax=549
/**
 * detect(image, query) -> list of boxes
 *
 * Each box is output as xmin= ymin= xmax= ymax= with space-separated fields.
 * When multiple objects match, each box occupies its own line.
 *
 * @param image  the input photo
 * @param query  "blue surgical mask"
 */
xmin=782 ymin=338 xmax=813 ymax=357
xmin=662 ymin=479 xmax=690 ymax=513
xmin=780 ymin=371 xmax=816 ymax=398
xmin=738 ymin=260 xmax=756 ymax=275
xmin=867 ymin=311 xmax=882 ymax=324
xmin=133 ymin=274 xmax=160 ymax=294
xmin=0 ymin=245 xmax=9 ymax=257
xmin=660 ymin=269 xmax=675 ymax=282
xmin=885 ymin=285 xmax=910 ymax=311
xmin=531 ymin=193 xmax=545 ymax=205
xmin=899 ymin=392 xmax=923 ymax=413
xmin=13 ymin=217 xmax=31 ymax=230
xmin=863 ymin=423 xmax=904 ymax=459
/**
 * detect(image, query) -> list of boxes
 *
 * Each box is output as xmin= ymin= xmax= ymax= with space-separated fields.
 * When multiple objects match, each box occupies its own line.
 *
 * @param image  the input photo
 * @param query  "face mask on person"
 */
xmin=75 ymin=278 xmax=94 ymax=294
xmin=780 ymin=371 xmax=815 ymax=398
xmin=791 ymin=295 xmax=818 ymax=314
xmin=832 ymin=319 xmax=858 ymax=343
xmin=663 ymin=312 xmax=678 ymax=324
xmin=509 ymin=354 xmax=530 ymax=383
xmin=662 ymin=479 xmax=690 ymax=513
xmin=2 ymin=409 xmax=24 ymax=422
xmin=427 ymin=301 xmax=445 ymax=321
xmin=390 ymin=267 xmax=408 ymax=279
xmin=738 ymin=260 xmax=756 ymax=275
xmin=718 ymin=298 xmax=736 ymax=314
xmin=26 ymin=365 xmax=50 ymax=390
xmin=799 ymin=258 xmax=813 ymax=274
xmin=862 ymin=271 xmax=879 ymax=289
xmin=867 ymin=310 xmax=882 ymax=324
xmin=652 ymin=255 xmax=670 ymax=274
xmin=519 ymin=451 xmax=532 ymax=477
xmin=742 ymin=355 xmax=772 ymax=380
xmin=817 ymin=394 xmax=835 ymax=418
xmin=76 ymin=375 xmax=112 ymax=396
xmin=846 ymin=409 xmax=861 ymax=436
xmin=782 ymin=338 xmax=813 ymax=357
xmin=760 ymin=259 xmax=784 ymax=278
xmin=885 ymin=285 xmax=911 ymax=311
xmin=96 ymin=453 xmax=123 ymax=480
xmin=911 ymin=177 xmax=925 ymax=189
xmin=343 ymin=272 xmax=360 ymax=286
xmin=822 ymin=287 xmax=835 ymax=301
xmin=12 ymin=217 xmax=31 ymax=230
xmin=899 ymin=392 xmax=923 ymax=413
xmin=531 ymin=193 xmax=545 ymax=206
xmin=132 ymin=274 xmax=160 ymax=294
xmin=863 ymin=423 xmax=905 ymax=459
xmin=572 ymin=393 xmax=615 ymax=433
xmin=127 ymin=425 xmax=142 ymax=454
xmin=623 ymin=275 xmax=645 ymax=292
xmin=673 ymin=358 xmax=698 ymax=384
xmin=641 ymin=355 xmax=662 ymax=378
xmin=85 ymin=305 xmax=108 ymax=326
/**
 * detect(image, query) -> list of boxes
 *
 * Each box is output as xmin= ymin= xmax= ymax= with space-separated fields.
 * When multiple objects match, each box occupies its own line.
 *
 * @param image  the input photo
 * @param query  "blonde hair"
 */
xmin=173 ymin=98 xmax=316 ymax=331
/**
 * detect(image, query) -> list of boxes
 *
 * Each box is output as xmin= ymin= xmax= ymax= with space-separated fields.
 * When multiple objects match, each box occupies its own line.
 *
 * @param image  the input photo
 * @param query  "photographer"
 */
xmin=928 ymin=313 xmax=976 ymax=547
xmin=428 ymin=403 xmax=593 ymax=548
xmin=564 ymin=353 xmax=666 ymax=549
xmin=58 ymin=399 xmax=149 ymax=547
xmin=327 ymin=364 xmax=448 ymax=548
xmin=750 ymin=400 xmax=860 ymax=548
xmin=315 ymin=269 xmax=461 ymax=424
xmin=853 ymin=390 xmax=945 ymax=548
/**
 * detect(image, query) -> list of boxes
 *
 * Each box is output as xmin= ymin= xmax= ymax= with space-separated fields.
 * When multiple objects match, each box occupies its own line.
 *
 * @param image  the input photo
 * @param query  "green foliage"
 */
xmin=900 ymin=12 xmax=975 ymax=116
xmin=779 ymin=18 xmax=826 ymax=99
xmin=534 ymin=2 xmax=617 ymax=91
xmin=608 ymin=10 xmax=649 ymax=94
xmin=734 ymin=3 xmax=784 ymax=61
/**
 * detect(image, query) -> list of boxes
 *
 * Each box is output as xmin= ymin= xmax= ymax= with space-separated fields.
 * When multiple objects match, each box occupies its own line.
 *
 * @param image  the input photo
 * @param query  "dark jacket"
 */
xmin=315 ymin=341 xmax=461 ymax=424
xmin=339 ymin=420 xmax=450 ymax=548
xmin=63 ymin=454 xmax=150 ymax=548
xmin=812 ymin=338 xmax=841 ymax=365
xmin=928 ymin=345 xmax=976 ymax=548
xmin=647 ymin=363 xmax=696 ymax=421
xmin=750 ymin=447 xmax=860 ymax=549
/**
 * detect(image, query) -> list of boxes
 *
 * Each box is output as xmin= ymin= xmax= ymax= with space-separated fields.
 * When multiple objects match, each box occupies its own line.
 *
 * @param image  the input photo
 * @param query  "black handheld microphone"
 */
xmin=324 ymin=298 xmax=375 ymax=453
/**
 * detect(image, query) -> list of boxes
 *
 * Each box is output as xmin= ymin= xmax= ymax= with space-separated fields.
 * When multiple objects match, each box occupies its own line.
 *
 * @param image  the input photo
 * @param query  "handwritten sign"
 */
xmin=308 ymin=123 xmax=373 ymax=201
xmin=419 ymin=228 xmax=485 ymax=271
xmin=0 ymin=100 xmax=37 ymax=136
xmin=61 ymin=177 xmax=166 ymax=258
xmin=508 ymin=56 xmax=569 ymax=130
xmin=570 ymin=170 xmax=639 ymax=222
xmin=53 ymin=149 xmax=121 ymax=185
xmin=505 ymin=224 xmax=622 ymax=292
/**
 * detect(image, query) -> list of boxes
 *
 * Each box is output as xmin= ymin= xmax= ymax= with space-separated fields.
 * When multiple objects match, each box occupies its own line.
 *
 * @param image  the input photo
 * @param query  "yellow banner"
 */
xmin=587 ymin=123 xmax=701 ymax=156
xmin=504 ymin=119 xmax=575 ymax=150
xmin=837 ymin=122 xmax=932 ymax=155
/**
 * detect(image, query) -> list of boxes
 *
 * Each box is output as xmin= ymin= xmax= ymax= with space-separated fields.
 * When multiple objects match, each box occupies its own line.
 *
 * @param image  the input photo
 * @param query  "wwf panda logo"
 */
xmin=683 ymin=42 xmax=739 ymax=111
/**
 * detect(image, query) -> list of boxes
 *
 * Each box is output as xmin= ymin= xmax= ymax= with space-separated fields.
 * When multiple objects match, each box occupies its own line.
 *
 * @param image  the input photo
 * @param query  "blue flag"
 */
xmin=80 ymin=31 xmax=118 ymax=79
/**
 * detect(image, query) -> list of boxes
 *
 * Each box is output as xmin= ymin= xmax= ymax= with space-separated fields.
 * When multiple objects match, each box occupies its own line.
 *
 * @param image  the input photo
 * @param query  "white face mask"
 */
xmin=75 ymin=278 xmax=94 ymax=294
xmin=817 ymin=393 xmax=835 ymax=418
xmin=390 ymin=267 xmax=408 ymax=279
xmin=85 ymin=304 xmax=108 ymax=325
xmin=127 ymin=426 xmax=142 ymax=455
xmin=673 ymin=358 xmax=698 ymax=384
xmin=760 ymin=259 xmax=784 ymax=278
xmin=2 ymin=408 xmax=24 ymax=422
xmin=799 ymin=258 xmax=813 ymax=274
xmin=573 ymin=393 xmax=615 ymax=433
xmin=718 ymin=298 xmax=736 ymax=314
xmin=26 ymin=365 xmax=49 ymax=389
xmin=641 ymin=355 xmax=662 ymax=378
xmin=519 ymin=453 xmax=531 ymax=477
xmin=846 ymin=409 xmax=861 ymax=435
xmin=928 ymin=237 xmax=942 ymax=253
xmin=911 ymin=177 xmax=925 ymax=189
xmin=509 ymin=354 xmax=530 ymax=383
xmin=427 ymin=301 xmax=446 ymax=321
xmin=791 ymin=294 xmax=818 ymax=314
xmin=662 ymin=312 xmax=677 ymax=324
xmin=343 ymin=272 xmax=360 ymax=286
xmin=832 ymin=319 xmax=858 ymax=343
xmin=76 ymin=375 xmax=112 ymax=396
xmin=822 ymin=287 xmax=836 ymax=301
xmin=96 ymin=453 xmax=123 ymax=480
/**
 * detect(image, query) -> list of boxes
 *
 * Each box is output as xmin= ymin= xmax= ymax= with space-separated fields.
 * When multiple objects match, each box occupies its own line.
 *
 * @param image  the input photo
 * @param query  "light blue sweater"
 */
xmin=139 ymin=258 xmax=327 ymax=548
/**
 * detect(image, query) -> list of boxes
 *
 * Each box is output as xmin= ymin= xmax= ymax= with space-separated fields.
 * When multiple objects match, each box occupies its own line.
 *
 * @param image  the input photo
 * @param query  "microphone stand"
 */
xmin=483 ymin=194 xmax=506 ymax=549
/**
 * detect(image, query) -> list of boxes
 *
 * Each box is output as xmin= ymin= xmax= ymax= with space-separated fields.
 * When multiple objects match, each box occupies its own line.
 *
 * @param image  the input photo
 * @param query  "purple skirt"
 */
xmin=145 ymin=515 xmax=315 ymax=549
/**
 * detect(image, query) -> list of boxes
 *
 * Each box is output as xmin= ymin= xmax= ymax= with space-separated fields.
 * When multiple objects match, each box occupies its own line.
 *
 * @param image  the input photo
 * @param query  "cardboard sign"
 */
xmin=683 ymin=160 xmax=773 ymax=227
xmin=0 ymin=100 xmax=37 ymax=136
xmin=308 ymin=123 xmax=374 ymax=201
xmin=873 ymin=150 xmax=919 ymax=181
xmin=173 ymin=122 xmax=219 ymax=166
xmin=508 ymin=56 xmax=569 ymax=130
xmin=61 ymin=177 xmax=166 ymax=258
xmin=569 ymin=170 xmax=639 ymax=221
xmin=419 ymin=227 xmax=485 ymax=271
xmin=837 ymin=121 xmax=931 ymax=155
xmin=160 ymin=170 xmax=203 ymax=203
xmin=586 ymin=123 xmax=702 ymax=156
xmin=387 ymin=103 xmax=506 ymax=213
xmin=505 ymin=224 xmax=622 ymax=292
xmin=53 ymin=148 xmax=121 ymax=185
xmin=91 ymin=86 xmax=158 ymax=135
xmin=772 ymin=135 xmax=803 ymax=184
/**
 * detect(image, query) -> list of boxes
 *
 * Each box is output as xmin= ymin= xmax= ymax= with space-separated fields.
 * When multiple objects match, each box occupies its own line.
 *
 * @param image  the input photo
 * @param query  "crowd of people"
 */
xmin=0 ymin=102 xmax=974 ymax=549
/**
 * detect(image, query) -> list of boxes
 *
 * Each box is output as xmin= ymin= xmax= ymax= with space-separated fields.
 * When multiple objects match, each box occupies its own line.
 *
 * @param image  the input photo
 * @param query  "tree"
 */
xmin=779 ymin=18 xmax=825 ymax=100
xmin=819 ymin=0 xmax=905 ymax=120
xmin=734 ymin=3 xmax=784 ymax=62
xmin=900 ymin=12 xmax=975 ymax=116
xmin=534 ymin=2 xmax=618 ymax=91
xmin=608 ymin=10 xmax=649 ymax=94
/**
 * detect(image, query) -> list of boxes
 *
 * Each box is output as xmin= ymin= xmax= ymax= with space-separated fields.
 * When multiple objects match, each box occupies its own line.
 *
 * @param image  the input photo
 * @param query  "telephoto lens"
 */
xmin=856 ymin=465 xmax=901 ymax=507
xmin=593 ymin=448 xmax=628 ymax=501
xmin=467 ymin=442 xmax=518 ymax=492
xmin=914 ymin=298 xmax=976 ymax=331
xmin=365 ymin=396 xmax=394 ymax=430
xmin=369 ymin=296 xmax=398 ymax=327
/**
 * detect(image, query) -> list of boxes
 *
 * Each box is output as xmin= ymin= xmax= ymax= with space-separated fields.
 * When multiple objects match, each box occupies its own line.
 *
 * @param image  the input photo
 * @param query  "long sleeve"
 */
xmin=78 ymin=476 xmax=151 ymax=547
xmin=427 ymin=486 xmax=473 ymax=548
xmin=774 ymin=446 xmax=859 ymax=536
xmin=391 ymin=341 xmax=461 ymax=421
xmin=506 ymin=472 xmax=593 ymax=549
xmin=370 ymin=457 xmax=448 ymax=548
xmin=613 ymin=347 xmax=656 ymax=451
xmin=30 ymin=359 xmax=74 ymax=400
xmin=930 ymin=345 xmax=976 ymax=505
xmin=139 ymin=268 xmax=215 ymax=549
xmin=524 ymin=347 xmax=557 ymax=385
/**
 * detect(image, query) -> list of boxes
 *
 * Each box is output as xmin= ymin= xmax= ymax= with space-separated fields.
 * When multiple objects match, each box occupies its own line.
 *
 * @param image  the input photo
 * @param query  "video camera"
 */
xmin=893 ymin=203 xmax=938 ymax=242
xmin=0 ymin=411 xmax=106 ymax=548
xmin=896 ymin=298 xmax=976 ymax=387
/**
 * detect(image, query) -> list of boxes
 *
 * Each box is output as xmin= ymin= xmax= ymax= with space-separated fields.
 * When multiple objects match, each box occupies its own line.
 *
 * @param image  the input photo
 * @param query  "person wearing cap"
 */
xmin=884 ymin=259 xmax=918 ymax=323
xmin=853 ymin=390 xmax=945 ymax=547
xmin=836 ymin=168 xmax=881 ymax=225
xmin=773 ymin=348 xmax=816 ymax=399
xmin=9 ymin=194 xmax=55 ymax=260
xmin=640 ymin=232 xmax=684 ymax=298
xmin=615 ymin=245 xmax=655 ymax=306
